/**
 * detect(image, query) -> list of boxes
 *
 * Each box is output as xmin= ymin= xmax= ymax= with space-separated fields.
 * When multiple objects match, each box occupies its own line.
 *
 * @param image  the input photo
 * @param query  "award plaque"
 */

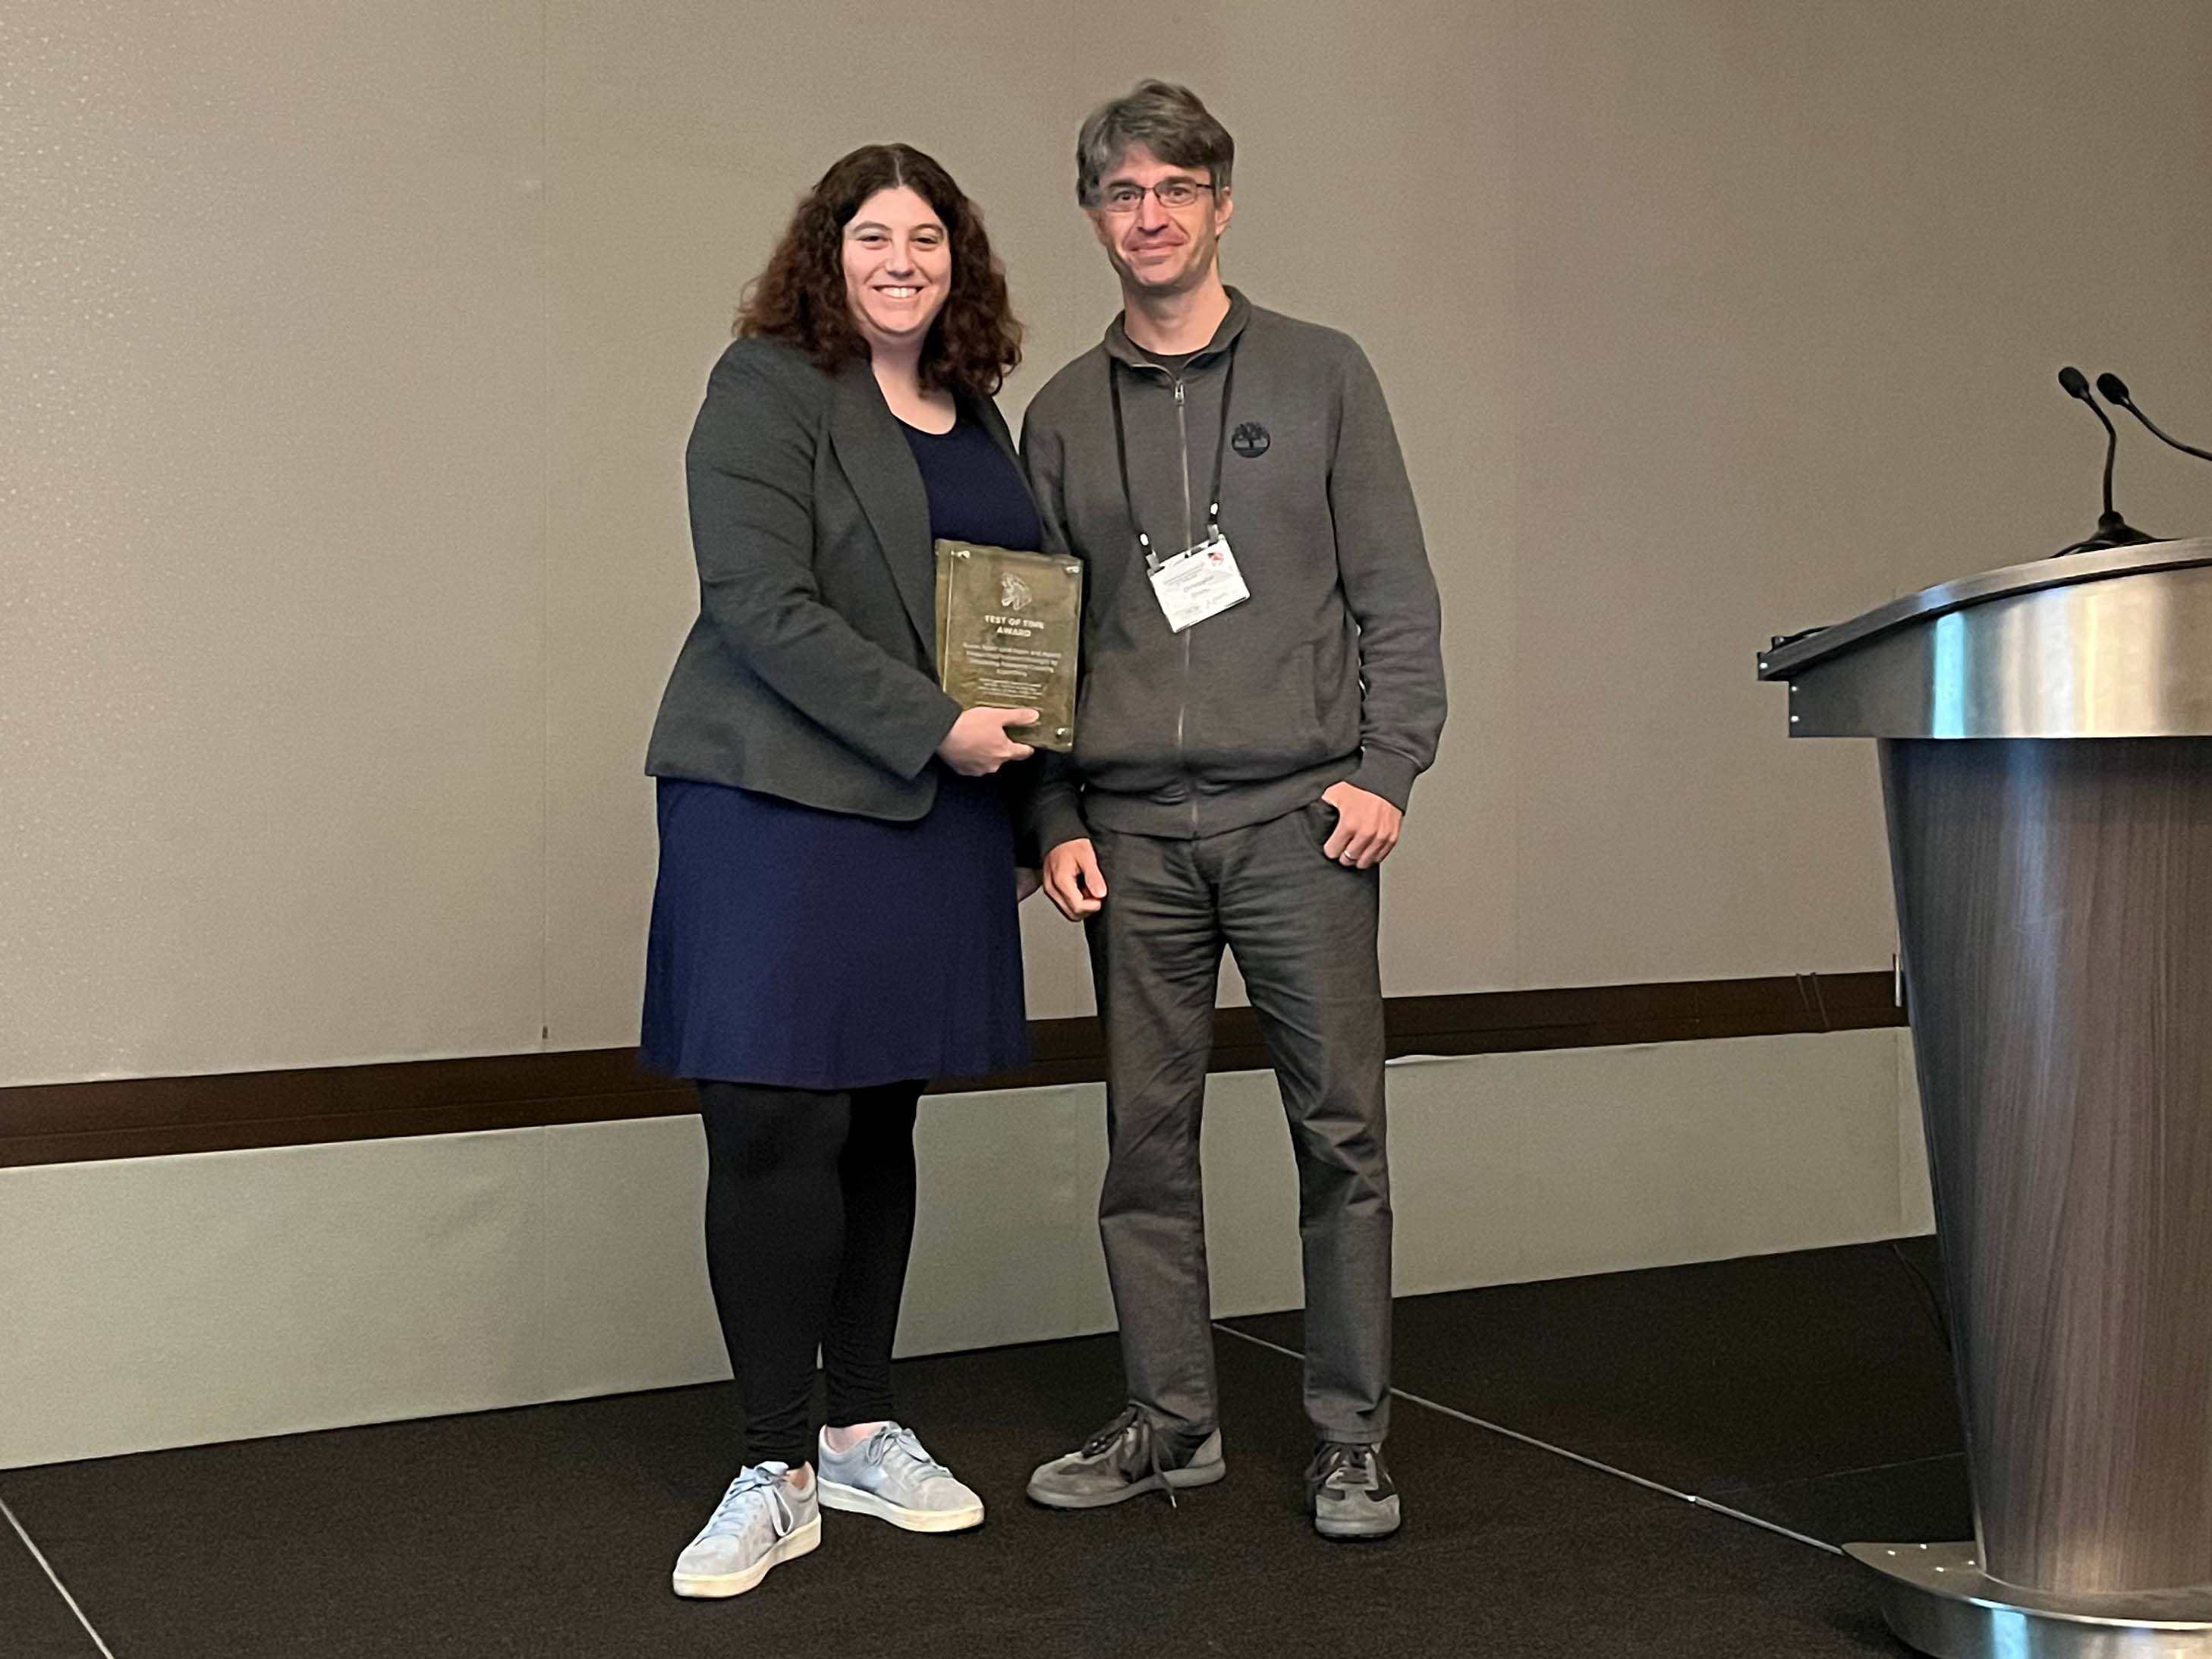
xmin=933 ymin=540 xmax=1083 ymax=752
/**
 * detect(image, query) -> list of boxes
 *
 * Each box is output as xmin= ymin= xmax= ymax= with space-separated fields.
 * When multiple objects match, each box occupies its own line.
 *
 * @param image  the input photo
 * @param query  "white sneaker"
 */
xmin=671 ymin=1462 xmax=821 ymax=1599
xmin=817 ymin=1422 xmax=986 ymax=1532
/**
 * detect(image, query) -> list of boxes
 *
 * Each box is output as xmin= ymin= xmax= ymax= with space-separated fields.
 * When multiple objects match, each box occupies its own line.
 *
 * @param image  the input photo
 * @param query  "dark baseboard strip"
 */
xmin=0 ymin=971 xmax=1902 ymax=1169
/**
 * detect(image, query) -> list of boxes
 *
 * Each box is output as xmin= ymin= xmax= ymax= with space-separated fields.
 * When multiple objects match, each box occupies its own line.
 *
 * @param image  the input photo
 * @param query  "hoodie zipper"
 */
xmin=1120 ymin=349 xmax=1232 ymax=837
xmin=1172 ymin=374 xmax=1192 ymax=827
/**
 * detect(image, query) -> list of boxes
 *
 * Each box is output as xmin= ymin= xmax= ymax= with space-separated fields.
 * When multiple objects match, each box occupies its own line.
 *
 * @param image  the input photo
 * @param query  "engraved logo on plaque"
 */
xmin=999 ymin=574 xmax=1034 ymax=612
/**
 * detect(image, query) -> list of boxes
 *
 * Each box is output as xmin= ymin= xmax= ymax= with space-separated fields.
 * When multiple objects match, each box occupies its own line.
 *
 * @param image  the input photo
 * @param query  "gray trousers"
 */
xmin=1085 ymin=803 xmax=1392 ymax=1446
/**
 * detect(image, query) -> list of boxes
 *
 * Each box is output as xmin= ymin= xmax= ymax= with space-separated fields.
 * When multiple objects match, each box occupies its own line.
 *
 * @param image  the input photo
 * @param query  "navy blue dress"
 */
xmin=640 ymin=409 xmax=1041 ymax=1090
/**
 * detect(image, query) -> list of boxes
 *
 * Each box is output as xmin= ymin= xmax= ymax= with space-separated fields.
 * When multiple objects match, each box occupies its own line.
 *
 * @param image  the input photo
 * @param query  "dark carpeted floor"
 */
xmin=2 ymin=1505 xmax=100 ymax=1659
xmin=1222 ymin=1233 xmax=1969 ymax=1546
xmin=2 ymin=1239 xmax=1960 ymax=1658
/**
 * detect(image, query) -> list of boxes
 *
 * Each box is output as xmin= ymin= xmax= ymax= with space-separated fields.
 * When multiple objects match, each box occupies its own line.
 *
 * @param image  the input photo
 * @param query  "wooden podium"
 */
xmin=1760 ymin=539 xmax=2212 ymax=1659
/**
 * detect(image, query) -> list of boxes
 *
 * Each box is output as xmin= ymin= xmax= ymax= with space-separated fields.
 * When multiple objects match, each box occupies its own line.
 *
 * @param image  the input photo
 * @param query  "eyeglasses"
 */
xmin=1097 ymin=178 xmax=1215 ymax=216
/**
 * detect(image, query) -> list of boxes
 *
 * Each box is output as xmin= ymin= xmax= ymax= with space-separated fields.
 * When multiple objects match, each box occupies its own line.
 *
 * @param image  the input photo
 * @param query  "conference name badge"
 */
xmin=1148 ymin=534 xmax=1251 ymax=633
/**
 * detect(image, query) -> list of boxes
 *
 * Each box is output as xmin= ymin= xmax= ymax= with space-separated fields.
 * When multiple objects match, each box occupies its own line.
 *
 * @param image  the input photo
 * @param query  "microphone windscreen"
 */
xmin=2058 ymin=366 xmax=2091 ymax=398
xmin=2097 ymin=372 xmax=2131 ymax=403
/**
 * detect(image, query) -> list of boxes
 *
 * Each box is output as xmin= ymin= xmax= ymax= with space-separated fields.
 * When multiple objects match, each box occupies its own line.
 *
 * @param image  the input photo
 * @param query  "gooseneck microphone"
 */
xmin=2053 ymin=365 xmax=2160 ymax=556
xmin=2097 ymin=371 xmax=2212 ymax=464
xmin=2059 ymin=366 xmax=2123 ymax=519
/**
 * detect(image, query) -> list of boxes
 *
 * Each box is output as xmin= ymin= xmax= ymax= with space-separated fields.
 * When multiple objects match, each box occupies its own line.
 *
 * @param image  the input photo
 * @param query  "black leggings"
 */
xmin=697 ymin=1079 xmax=924 ymax=1469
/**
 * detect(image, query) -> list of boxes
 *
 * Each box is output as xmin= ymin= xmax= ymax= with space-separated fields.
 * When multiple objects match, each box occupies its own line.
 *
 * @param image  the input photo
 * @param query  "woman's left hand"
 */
xmin=1016 ymin=867 xmax=1042 ymax=903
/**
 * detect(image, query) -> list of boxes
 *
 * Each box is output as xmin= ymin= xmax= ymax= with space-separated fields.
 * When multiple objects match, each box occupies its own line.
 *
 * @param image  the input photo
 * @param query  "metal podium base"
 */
xmin=1849 ymin=1544 xmax=2212 ymax=1658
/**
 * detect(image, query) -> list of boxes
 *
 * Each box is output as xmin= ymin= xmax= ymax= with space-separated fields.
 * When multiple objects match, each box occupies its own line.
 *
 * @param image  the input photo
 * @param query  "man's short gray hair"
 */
xmin=1075 ymin=80 xmax=1235 ymax=209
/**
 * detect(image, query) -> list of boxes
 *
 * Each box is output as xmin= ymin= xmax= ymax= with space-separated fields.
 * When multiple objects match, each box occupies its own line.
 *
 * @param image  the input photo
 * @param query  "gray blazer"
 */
xmin=646 ymin=336 xmax=1029 ymax=820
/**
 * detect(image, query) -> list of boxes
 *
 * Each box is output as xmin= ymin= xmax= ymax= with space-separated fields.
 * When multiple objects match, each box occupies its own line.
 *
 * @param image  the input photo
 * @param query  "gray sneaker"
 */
xmin=817 ymin=1421 xmax=985 ymax=1533
xmin=1027 ymin=1404 xmax=1226 ymax=1509
xmin=1306 ymin=1441 xmax=1400 ymax=1539
xmin=671 ymin=1462 xmax=821 ymax=1598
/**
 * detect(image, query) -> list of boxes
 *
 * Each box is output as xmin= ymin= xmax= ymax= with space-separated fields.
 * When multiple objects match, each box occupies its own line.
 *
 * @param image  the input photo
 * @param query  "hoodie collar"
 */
xmin=1103 ymin=287 xmax=1251 ymax=372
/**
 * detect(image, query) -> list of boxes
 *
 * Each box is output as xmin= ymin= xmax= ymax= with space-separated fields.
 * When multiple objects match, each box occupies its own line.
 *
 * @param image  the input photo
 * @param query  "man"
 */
xmin=1019 ymin=80 xmax=1446 ymax=1541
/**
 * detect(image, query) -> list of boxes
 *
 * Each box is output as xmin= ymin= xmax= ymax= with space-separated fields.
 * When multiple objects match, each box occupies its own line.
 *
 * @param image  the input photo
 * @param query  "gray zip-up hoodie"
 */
xmin=1019 ymin=289 xmax=1445 ymax=849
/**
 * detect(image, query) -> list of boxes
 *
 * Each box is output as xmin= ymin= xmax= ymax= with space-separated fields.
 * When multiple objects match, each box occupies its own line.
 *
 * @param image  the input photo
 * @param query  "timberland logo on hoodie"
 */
xmin=1231 ymin=422 xmax=1271 ymax=458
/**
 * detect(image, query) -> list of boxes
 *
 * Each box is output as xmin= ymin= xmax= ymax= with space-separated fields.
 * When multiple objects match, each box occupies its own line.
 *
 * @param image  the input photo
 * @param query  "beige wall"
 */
xmin=6 ymin=2 xmax=2211 ymax=1084
xmin=2 ymin=1031 xmax=1921 ymax=1466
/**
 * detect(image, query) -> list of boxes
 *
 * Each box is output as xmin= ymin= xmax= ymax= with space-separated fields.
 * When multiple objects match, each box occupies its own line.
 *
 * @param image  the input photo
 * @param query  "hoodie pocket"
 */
xmin=1189 ymin=641 xmax=1330 ymax=777
xmin=1071 ymin=651 xmax=1182 ymax=782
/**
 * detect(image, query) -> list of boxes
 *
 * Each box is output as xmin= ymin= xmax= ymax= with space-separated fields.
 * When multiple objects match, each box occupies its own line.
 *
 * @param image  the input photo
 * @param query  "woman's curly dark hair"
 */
xmin=736 ymin=143 xmax=1022 ymax=398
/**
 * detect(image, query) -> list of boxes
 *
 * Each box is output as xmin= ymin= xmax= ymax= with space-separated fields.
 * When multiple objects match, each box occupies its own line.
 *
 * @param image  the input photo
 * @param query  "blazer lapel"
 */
xmin=827 ymin=360 xmax=936 ymax=659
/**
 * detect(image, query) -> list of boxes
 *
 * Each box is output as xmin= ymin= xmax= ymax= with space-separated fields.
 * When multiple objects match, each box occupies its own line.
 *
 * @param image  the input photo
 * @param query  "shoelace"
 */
xmin=1306 ymin=1442 xmax=1375 ymax=1493
xmin=1080 ymin=1404 xmax=1144 ymax=1459
xmin=694 ymin=1465 xmax=798 ymax=1544
xmin=861 ymin=1422 xmax=948 ymax=1479
xmin=1082 ymin=1405 xmax=1184 ymax=1509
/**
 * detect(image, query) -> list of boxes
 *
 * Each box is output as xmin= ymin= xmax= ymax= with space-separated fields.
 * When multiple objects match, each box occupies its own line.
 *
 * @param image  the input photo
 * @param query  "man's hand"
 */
xmin=937 ymin=707 xmax=1039 ymax=776
xmin=1042 ymin=838 xmax=1108 ymax=920
xmin=1320 ymin=782 xmax=1402 ymax=870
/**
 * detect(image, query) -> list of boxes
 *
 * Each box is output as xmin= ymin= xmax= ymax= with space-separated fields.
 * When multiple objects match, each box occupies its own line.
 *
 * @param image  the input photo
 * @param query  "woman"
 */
xmin=640 ymin=144 xmax=1043 ymax=1600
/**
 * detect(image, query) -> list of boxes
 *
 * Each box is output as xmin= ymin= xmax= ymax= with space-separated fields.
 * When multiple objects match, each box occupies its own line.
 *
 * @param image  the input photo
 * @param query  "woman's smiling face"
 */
xmin=842 ymin=185 xmax=952 ymax=354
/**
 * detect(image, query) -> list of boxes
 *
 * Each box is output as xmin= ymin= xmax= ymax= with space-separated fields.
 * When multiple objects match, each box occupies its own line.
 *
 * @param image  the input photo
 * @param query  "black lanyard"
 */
xmin=1108 ymin=339 xmax=1240 ymax=571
